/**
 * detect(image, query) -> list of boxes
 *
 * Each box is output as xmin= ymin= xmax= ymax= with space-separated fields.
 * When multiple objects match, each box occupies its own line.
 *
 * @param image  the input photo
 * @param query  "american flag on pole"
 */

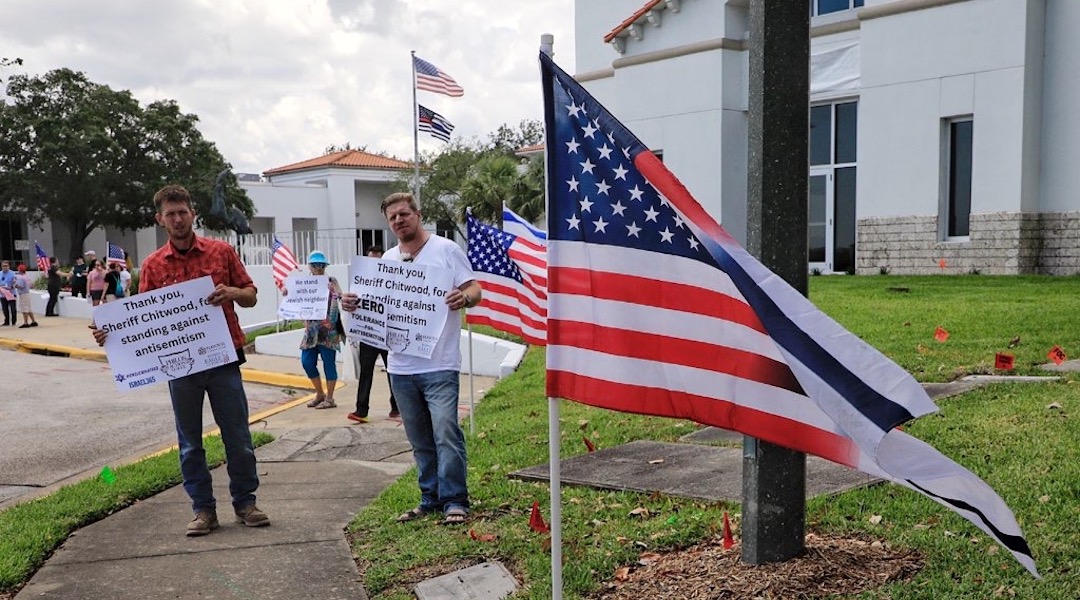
xmin=465 ymin=207 xmax=547 ymax=345
xmin=34 ymin=241 xmax=50 ymax=273
xmin=106 ymin=242 xmax=127 ymax=267
xmin=271 ymin=236 xmax=299 ymax=291
xmin=418 ymin=104 xmax=454 ymax=143
xmin=413 ymin=55 xmax=464 ymax=97
xmin=540 ymin=52 xmax=1037 ymax=576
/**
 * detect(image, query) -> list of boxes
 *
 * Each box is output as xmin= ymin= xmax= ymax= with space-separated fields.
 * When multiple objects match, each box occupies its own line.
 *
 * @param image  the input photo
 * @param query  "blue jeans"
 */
xmin=390 ymin=371 xmax=469 ymax=514
xmin=169 ymin=362 xmax=259 ymax=514
xmin=301 ymin=346 xmax=338 ymax=380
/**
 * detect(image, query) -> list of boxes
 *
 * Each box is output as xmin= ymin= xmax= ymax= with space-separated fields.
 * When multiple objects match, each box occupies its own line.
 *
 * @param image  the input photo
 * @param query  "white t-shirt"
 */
xmin=119 ymin=269 xmax=132 ymax=294
xmin=383 ymin=235 xmax=475 ymax=375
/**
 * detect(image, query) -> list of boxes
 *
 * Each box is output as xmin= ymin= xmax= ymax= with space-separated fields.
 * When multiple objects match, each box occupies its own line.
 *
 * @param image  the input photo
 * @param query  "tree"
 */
xmin=459 ymin=154 xmax=523 ymax=226
xmin=0 ymin=68 xmax=250 ymax=255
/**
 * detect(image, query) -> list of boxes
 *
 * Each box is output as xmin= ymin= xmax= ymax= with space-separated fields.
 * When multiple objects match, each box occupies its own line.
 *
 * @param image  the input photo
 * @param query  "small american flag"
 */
xmin=413 ymin=55 xmax=464 ymax=97
xmin=465 ymin=207 xmax=547 ymax=345
xmin=540 ymin=52 xmax=1037 ymax=575
xmin=34 ymin=241 xmax=50 ymax=273
xmin=106 ymin=242 xmax=126 ymax=267
xmin=271 ymin=236 xmax=299 ymax=291
xmin=418 ymin=104 xmax=454 ymax=143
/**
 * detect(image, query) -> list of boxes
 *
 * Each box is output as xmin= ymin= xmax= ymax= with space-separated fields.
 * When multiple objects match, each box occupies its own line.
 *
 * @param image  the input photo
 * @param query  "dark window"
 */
xmin=810 ymin=105 xmax=832 ymax=166
xmin=808 ymin=176 xmax=827 ymax=263
xmin=834 ymin=167 xmax=857 ymax=274
xmin=834 ymin=102 xmax=858 ymax=164
xmin=947 ymin=120 xmax=973 ymax=237
xmin=812 ymin=0 xmax=863 ymax=16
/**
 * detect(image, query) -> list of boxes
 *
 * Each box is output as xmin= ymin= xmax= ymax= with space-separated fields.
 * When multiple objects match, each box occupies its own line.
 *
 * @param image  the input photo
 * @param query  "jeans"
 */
xmin=301 ymin=346 xmax=338 ymax=380
xmin=0 ymin=297 xmax=14 ymax=324
xmin=46 ymin=287 xmax=59 ymax=316
xmin=168 ymin=361 xmax=259 ymax=513
xmin=391 ymin=370 xmax=468 ymax=514
xmin=354 ymin=343 xmax=397 ymax=417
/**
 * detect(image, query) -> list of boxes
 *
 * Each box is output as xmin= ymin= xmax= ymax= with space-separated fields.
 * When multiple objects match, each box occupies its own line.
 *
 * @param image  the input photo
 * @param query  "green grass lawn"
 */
xmin=350 ymin=275 xmax=1080 ymax=599
xmin=1 ymin=275 xmax=1076 ymax=598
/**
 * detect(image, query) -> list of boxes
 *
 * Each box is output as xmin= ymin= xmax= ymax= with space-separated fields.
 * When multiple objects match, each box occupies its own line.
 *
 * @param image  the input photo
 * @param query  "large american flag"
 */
xmin=465 ymin=207 xmax=547 ymax=345
xmin=271 ymin=236 xmax=299 ymax=291
xmin=413 ymin=55 xmax=464 ymax=97
xmin=34 ymin=241 xmax=50 ymax=273
xmin=418 ymin=104 xmax=454 ymax=143
xmin=540 ymin=52 xmax=1037 ymax=575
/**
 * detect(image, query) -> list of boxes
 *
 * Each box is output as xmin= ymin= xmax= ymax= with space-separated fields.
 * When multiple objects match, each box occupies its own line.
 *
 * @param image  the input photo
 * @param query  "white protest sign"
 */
xmin=277 ymin=275 xmax=329 ymax=321
xmin=346 ymin=257 xmax=452 ymax=359
xmin=95 ymin=276 xmax=238 ymax=393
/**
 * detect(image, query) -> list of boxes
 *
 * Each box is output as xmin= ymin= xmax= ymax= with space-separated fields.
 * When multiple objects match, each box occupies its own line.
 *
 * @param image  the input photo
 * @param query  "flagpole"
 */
xmin=467 ymin=319 xmax=475 ymax=435
xmin=410 ymin=50 xmax=421 ymax=204
xmin=539 ymin=34 xmax=562 ymax=600
xmin=548 ymin=396 xmax=563 ymax=600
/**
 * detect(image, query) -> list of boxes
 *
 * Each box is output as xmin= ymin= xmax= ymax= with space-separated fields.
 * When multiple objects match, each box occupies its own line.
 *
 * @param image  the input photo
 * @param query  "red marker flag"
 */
xmin=529 ymin=501 xmax=550 ymax=533
xmin=1048 ymin=345 xmax=1067 ymax=365
xmin=934 ymin=326 xmax=950 ymax=343
xmin=938 ymin=259 xmax=947 ymax=269
xmin=994 ymin=353 xmax=1015 ymax=371
xmin=722 ymin=511 xmax=735 ymax=549
xmin=583 ymin=436 xmax=596 ymax=452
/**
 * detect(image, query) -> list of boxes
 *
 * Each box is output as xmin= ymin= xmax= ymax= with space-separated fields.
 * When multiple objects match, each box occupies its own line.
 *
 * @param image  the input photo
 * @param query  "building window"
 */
xmin=811 ymin=0 xmax=864 ymax=17
xmin=944 ymin=118 xmax=973 ymax=238
xmin=358 ymin=229 xmax=387 ymax=253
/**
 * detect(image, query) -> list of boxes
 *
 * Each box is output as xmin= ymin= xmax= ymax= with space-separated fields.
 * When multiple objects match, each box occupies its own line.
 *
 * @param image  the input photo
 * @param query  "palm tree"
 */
xmin=458 ymin=154 xmax=521 ymax=227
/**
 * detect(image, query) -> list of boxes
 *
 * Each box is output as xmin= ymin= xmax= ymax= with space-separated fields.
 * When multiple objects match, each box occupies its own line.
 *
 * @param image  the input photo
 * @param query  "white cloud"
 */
xmin=0 ymin=0 xmax=576 ymax=173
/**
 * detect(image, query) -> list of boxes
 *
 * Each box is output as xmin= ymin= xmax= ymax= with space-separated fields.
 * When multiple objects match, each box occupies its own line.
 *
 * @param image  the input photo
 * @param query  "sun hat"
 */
xmin=307 ymin=250 xmax=328 ymax=265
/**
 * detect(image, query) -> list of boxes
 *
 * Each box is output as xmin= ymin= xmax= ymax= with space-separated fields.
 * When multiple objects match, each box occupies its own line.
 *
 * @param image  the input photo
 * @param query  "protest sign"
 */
xmin=345 ymin=256 xmax=452 ymax=359
xmin=95 ymin=276 xmax=237 ymax=392
xmin=277 ymin=275 xmax=330 ymax=321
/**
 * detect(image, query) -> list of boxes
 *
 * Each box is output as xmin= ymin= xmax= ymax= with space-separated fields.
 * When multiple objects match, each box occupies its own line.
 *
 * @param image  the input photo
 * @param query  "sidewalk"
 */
xmin=1 ymin=317 xmax=496 ymax=600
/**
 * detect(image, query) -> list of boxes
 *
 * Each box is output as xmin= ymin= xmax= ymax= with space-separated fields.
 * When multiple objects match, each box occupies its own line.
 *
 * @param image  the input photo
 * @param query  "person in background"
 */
xmin=341 ymin=192 xmax=480 ymax=526
xmin=13 ymin=265 xmax=37 ymax=328
xmin=296 ymin=250 xmax=343 ymax=409
xmin=119 ymin=265 xmax=132 ymax=297
xmin=45 ymin=257 xmax=62 ymax=316
xmin=102 ymin=262 xmax=123 ymax=303
xmin=70 ymin=256 xmax=88 ymax=298
xmin=87 ymin=260 xmax=107 ymax=306
xmin=0 ymin=261 xmax=16 ymax=326
xmin=91 ymin=184 xmax=267 ymax=536
xmin=347 ymin=245 xmax=399 ymax=424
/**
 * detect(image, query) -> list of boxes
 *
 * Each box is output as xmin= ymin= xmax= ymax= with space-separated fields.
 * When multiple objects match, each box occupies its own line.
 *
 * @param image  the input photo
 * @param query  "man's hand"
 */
xmin=207 ymin=284 xmax=257 ymax=308
xmin=89 ymin=323 xmax=106 ymax=346
xmin=340 ymin=292 xmax=359 ymax=312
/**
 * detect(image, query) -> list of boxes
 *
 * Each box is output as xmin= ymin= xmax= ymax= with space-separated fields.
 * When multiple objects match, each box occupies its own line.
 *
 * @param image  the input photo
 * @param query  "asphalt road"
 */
xmin=0 ymin=351 xmax=298 ymax=508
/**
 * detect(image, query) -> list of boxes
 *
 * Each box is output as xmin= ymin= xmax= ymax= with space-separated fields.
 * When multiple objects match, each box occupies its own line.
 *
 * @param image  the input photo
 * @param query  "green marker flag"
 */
xmin=99 ymin=466 xmax=117 ymax=485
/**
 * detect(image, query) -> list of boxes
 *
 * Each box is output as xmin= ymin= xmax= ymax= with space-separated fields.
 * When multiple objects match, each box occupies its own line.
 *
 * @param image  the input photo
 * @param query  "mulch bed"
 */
xmin=588 ymin=532 xmax=924 ymax=599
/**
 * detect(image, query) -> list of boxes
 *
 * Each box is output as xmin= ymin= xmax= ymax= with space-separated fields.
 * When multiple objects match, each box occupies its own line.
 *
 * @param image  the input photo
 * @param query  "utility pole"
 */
xmin=742 ymin=0 xmax=810 ymax=565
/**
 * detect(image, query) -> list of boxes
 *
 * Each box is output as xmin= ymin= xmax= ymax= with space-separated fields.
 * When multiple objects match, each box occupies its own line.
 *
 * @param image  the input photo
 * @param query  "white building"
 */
xmin=576 ymin=0 xmax=1080 ymax=274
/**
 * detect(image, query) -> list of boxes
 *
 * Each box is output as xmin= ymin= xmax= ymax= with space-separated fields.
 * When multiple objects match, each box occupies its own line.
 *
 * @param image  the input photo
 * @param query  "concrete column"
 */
xmin=742 ymin=0 xmax=809 ymax=565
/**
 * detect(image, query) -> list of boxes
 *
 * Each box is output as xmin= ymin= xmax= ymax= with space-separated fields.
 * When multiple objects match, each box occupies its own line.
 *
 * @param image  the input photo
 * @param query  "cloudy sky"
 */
xmin=0 ymin=0 xmax=576 ymax=174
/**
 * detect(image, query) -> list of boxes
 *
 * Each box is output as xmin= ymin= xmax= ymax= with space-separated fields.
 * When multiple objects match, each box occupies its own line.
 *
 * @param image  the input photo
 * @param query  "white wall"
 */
xmin=1039 ymin=0 xmax=1080 ymax=213
xmin=857 ymin=0 xmax=1033 ymax=219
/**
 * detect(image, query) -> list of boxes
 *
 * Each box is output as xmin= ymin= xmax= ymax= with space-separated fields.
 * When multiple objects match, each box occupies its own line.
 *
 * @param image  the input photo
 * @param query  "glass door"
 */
xmin=808 ymin=169 xmax=832 ymax=273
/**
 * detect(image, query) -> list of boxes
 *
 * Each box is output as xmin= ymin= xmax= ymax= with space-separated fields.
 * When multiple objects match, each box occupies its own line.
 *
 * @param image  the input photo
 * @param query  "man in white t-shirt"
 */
xmin=342 ymin=192 xmax=481 ymax=526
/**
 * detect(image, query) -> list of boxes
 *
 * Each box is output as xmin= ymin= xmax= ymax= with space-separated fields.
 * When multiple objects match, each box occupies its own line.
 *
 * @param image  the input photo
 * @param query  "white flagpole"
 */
xmin=467 ymin=318 xmax=475 ymax=434
xmin=540 ymin=34 xmax=562 ymax=600
xmin=410 ymin=50 xmax=421 ymax=203
xmin=548 ymin=396 xmax=563 ymax=599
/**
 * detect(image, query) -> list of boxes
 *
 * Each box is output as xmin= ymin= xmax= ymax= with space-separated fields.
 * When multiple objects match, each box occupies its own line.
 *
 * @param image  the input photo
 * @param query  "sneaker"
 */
xmin=234 ymin=504 xmax=270 ymax=527
xmin=186 ymin=511 xmax=219 ymax=536
xmin=306 ymin=395 xmax=325 ymax=407
xmin=346 ymin=412 xmax=368 ymax=423
xmin=388 ymin=410 xmax=400 ymax=419
xmin=18 ymin=324 xmax=29 ymax=328
xmin=29 ymin=322 xmax=38 ymax=327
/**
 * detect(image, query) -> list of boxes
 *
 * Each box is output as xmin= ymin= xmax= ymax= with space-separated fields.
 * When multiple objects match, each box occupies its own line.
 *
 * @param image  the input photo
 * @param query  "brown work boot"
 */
xmin=234 ymin=504 xmax=270 ymax=527
xmin=186 ymin=511 xmax=219 ymax=537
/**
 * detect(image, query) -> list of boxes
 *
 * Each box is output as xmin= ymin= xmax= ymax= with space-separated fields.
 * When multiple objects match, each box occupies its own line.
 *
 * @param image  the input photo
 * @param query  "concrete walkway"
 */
xmin=0 ymin=317 xmax=496 ymax=600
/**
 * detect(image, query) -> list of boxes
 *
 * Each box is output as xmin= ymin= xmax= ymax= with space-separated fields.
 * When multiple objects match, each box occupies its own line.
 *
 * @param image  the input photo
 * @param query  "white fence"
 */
xmin=205 ymin=228 xmax=394 ymax=266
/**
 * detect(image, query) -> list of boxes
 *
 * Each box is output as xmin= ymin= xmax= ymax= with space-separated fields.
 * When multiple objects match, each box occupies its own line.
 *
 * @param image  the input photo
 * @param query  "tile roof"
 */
xmin=263 ymin=149 xmax=413 ymax=176
xmin=516 ymin=143 xmax=545 ymax=156
xmin=604 ymin=0 xmax=665 ymax=43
